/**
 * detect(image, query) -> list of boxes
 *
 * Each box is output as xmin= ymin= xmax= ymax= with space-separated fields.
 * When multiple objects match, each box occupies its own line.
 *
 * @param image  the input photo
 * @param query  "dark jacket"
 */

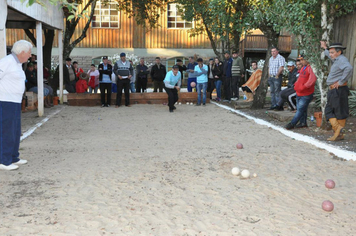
xmin=136 ymin=64 xmax=149 ymax=79
xmin=98 ymin=63 xmax=113 ymax=82
xmin=223 ymin=57 xmax=233 ymax=77
xmin=178 ymin=64 xmax=187 ymax=80
xmin=212 ymin=61 xmax=224 ymax=80
xmin=25 ymin=69 xmax=37 ymax=90
xmin=287 ymin=67 xmax=298 ymax=88
xmin=150 ymin=64 xmax=166 ymax=81
xmin=57 ymin=64 xmax=77 ymax=85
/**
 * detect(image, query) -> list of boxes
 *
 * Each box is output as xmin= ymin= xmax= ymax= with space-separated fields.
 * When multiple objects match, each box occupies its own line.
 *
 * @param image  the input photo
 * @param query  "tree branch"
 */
xmin=24 ymin=29 xmax=37 ymax=45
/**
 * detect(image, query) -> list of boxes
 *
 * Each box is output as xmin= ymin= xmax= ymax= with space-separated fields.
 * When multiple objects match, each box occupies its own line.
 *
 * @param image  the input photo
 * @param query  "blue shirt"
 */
xmin=194 ymin=64 xmax=208 ymax=83
xmin=101 ymin=64 xmax=112 ymax=83
xmin=164 ymin=71 xmax=181 ymax=89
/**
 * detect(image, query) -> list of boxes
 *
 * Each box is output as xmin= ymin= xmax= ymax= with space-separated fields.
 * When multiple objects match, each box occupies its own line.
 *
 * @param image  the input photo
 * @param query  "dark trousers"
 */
xmin=65 ymin=80 xmax=76 ymax=93
xmin=0 ymin=101 xmax=21 ymax=166
xmin=136 ymin=78 xmax=147 ymax=93
xmin=165 ymin=86 xmax=178 ymax=110
xmin=207 ymin=79 xmax=215 ymax=99
xmin=116 ymin=79 xmax=130 ymax=106
xmin=224 ymin=76 xmax=232 ymax=100
xmin=153 ymin=80 xmax=164 ymax=92
xmin=231 ymin=76 xmax=241 ymax=98
xmin=277 ymin=87 xmax=297 ymax=110
xmin=100 ymin=83 xmax=112 ymax=105
xmin=325 ymin=86 xmax=349 ymax=120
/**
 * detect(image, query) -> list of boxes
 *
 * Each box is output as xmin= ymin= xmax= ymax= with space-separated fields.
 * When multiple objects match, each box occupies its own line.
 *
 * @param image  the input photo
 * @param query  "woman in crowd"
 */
xmin=212 ymin=57 xmax=223 ymax=102
xmin=87 ymin=64 xmax=100 ymax=93
xmin=207 ymin=58 xmax=215 ymax=100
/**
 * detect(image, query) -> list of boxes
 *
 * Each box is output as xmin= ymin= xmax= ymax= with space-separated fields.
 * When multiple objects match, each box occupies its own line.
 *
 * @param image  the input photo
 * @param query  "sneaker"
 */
xmin=169 ymin=109 xmax=174 ymax=113
xmin=231 ymin=97 xmax=238 ymax=101
xmin=285 ymin=122 xmax=295 ymax=130
xmin=203 ymin=103 xmax=206 ymax=106
xmin=13 ymin=159 xmax=28 ymax=165
xmin=125 ymin=105 xmax=131 ymax=107
xmin=101 ymin=104 xmax=105 ymax=107
xmin=105 ymin=104 xmax=110 ymax=107
xmin=0 ymin=164 xmax=19 ymax=171
xmin=173 ymin=106 xmax=177 ymax=110
xmin=274 ymin=106 xmax=284 ymax=111
xmin=268 ymin=106 xmax=276 ymax=110
xmin=196 ymin=103 xmax=201 ymax=106
xmin=295 ymin=123 xmax=308 ymax=128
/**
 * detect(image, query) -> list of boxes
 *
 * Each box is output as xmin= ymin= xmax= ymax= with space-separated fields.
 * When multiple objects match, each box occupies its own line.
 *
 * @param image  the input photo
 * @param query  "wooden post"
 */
xmin=36 ymin=21 xmax=44 ymax=117
xmin=0 ymin=0 xmax=7 ymax=58
xmin=58 ymin=29 xmax=64 ymax=104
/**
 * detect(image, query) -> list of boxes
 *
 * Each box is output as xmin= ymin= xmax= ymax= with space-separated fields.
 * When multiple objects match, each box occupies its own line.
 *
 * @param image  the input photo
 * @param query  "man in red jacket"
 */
xmin=285 ymin=55 xmax=317 ymax=130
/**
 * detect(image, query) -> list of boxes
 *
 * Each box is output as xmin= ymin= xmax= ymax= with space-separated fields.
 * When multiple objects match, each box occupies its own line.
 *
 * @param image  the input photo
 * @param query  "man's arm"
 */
xmin=163 ymin=72 xmax=174 ymax=89
xmin=304 ymin=67 xmax=317 ymax=88
xmin=338 ymin=62 xmax=353 ymax=86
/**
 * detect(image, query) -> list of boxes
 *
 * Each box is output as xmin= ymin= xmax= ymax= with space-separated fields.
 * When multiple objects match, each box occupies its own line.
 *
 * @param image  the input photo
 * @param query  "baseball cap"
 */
xmin=287 ymin=61 xmax=295 ymax=66
xmin=103 ymin=56 xmax=108 ymax=60
xmin=120 ymin=52 xmax=126 ymax=57
xmin=172 ymin=65 xmax=179 ymax=69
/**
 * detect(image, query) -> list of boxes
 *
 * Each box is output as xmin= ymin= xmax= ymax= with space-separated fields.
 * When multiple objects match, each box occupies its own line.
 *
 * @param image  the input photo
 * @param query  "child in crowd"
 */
xmin=76 ymin=72 xmax=89 ymax=93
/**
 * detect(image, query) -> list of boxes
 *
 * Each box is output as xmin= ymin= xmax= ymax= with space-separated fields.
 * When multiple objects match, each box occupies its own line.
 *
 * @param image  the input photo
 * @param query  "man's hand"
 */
xmin=241 ymin=74 xmax=244 ymax=78
xmin=175 ymin=86 xmax=180 ymax=90
xmin=118 ymin=75 xmax=122 ymax=80
xmin=332 ymin=81 xmax=340 ymax=89
xmin=320 ymin=41 xmax=327 ymax=50
xmin=128 ymin=75 xmax=132 ymax=79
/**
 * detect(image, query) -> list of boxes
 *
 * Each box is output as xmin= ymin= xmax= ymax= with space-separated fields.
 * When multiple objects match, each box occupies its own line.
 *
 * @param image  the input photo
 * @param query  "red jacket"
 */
xmin=76 ymin=80 xmax=88 ymax=93
xmin=293 ymin=65 xmax=317 ymax=96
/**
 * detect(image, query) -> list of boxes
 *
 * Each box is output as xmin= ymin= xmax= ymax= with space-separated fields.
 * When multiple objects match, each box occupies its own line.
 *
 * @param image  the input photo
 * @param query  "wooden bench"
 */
xmin=67 ymin=92 xmax=210 ymax=106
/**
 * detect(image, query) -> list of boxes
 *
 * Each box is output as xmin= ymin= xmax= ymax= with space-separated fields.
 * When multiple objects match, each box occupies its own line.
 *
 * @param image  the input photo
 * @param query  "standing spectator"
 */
xmin=194 ymin=58 xmax=208 ymax=106
xmin=268 ymin=47 xmax=286 ymax=110
xmin=176 ymin=59 xmax=187 ymax=82
xmin=223 ymin=51 xmax=233 ymax=102
xmin=129 ymin=60 xmax=136 ymax=93
xmin=150 ymin=57 xmax=166 ymax=92
xmin=76 ymin=72 xmax=89 ymax=93
xmin=241 ymin=61 xmax=262 ymax=102
xmin=212 ymin=57 xmax=224 ymax=102
xmin=87 ymin=64 xmax=100 ymax=94
xmin=73 ymin=61 xmax=84 ymax=78
xmin=98 ymin=56 xmax=113 ymax=107
xmin=186 ymin=56 xmax=198 ymax=92
xmin=321 ymin=41 xmax=353 ymax=141
xmin=64 ymin=58 xmax=77 ymax=93
xmin=207 ymin=58 xmax=215 ymax=100
xmin=114 ymin=52 xmax=133 ymax=107
xmin=136 ymin=58 xmax=149 ymax=93
xmin=164 ymin=65 xmax=181 ymax=112
xmin=274 ymin=61 xmax=300 ymax=111
xmin=108 ymin=60 xmax=117 ymax=93
xmin=231 ymin=51 xmax=245 ymax=100
xmin=0 ymin=40 xmax=32 ymax=170
xmin=285 ymin=55 xmax=317 ymax=130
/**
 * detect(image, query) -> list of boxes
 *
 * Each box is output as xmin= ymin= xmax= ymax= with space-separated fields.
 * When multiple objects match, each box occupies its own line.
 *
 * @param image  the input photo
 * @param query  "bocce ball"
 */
xmin=241 ymin=169 xmax=250 ymax=178
xmin=325 ymin=179 xmax=336 ymax=189
xmin=186 ymin=102 xmax=189 ymax=105
xmin=231 ymin=167 xmax=240 ymax=176
xmin=236 ymin=143 xmax=243 ymax=149
xmin=322 ymin=200 xmax=334 ymax=212
xmin=190 ymin=102 xmax=193 ymax=105
xmin=253 ymin=173 xmax=257 ymax=178
xmin=190 ymin=82 xmax=196 ymax=88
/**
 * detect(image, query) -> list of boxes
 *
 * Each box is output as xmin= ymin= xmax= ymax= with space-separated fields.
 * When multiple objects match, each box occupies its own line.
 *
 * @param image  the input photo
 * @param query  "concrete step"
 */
xmin=266 ymin=110 xmax=295 ymax=122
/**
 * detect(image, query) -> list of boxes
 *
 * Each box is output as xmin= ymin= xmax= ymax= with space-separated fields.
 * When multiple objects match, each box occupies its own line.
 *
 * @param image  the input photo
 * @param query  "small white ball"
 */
xmin=178 ymin=102 xmax=182 ymax=105
xmin=241 ymin=169 xmax=250 ymax=178
xmin=175 ymin=102 xmax=178 ymax=105
xmin=190 ymin=102 xmax=193 ymax=105
xmin=186 ymin=102 xmax=189 ymax=105
xmin=231 ymin=167 xmax=240 ymax=176
xmin=253 ymin=173 xmax=257 ymax=178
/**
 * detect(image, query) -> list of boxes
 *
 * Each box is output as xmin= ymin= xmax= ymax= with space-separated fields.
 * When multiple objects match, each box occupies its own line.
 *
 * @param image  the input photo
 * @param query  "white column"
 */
xmin=58 ymin=29 xmax=63 ymax=104
xmin=36 ymin=22 xmax=44 ymax=117
xmin=0 ymin=0 xmax=7 ymax=58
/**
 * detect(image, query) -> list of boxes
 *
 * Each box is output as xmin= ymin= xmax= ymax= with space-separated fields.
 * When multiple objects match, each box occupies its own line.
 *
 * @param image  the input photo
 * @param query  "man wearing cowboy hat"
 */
xmin=320 ymin=41 xmax=353 ymax=141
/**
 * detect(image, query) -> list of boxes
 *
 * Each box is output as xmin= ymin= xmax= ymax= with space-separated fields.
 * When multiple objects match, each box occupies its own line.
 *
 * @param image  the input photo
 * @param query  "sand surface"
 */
xmin=1 ymin=104 xmax=356 ymax=235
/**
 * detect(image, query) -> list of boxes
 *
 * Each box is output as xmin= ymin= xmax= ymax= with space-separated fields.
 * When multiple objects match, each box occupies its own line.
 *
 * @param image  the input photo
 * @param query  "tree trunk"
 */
xmin=250 ymin=28 xmax=279 ymax=109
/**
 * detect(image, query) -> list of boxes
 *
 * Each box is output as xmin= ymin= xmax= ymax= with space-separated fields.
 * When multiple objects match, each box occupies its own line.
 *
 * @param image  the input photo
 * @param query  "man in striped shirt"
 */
xmin=268 ymin=47 xmax=285 ymax=109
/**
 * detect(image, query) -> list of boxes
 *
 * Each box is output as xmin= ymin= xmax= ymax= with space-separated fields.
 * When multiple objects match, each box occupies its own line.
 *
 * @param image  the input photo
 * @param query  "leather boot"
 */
xmin=327 ymin=118 xmax=344 ymax=141
xmin=44 ymin=96 xmax=51 ymax=108
xmin=335 ymin=119 xmax=346 ymax=140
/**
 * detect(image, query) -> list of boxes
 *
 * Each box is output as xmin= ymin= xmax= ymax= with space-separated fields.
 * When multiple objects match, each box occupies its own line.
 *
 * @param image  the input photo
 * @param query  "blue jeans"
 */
xmin=89 ymin=85 xmax=99 ymax=94
xmin=268 ymin=76 xmax=282 ymax=107
xmin=291 ymin=94 xmax=313 ymax=125
xmin=112 ymin=83 xmax=117 ymax=93
xmin=197 ymin=82 xmax=208 ymax=104
xmin=130 ymin=82 xmax=136 ymax=93
xmin=28 ymin=87 xmax=50 ymax=96
xmin=0 ymin=101 xmax=21 ymax=166
xmin=187 ymin=77 xmax=197 ymax=92
xmin=214 ymin=80 xmax=222 ymax=100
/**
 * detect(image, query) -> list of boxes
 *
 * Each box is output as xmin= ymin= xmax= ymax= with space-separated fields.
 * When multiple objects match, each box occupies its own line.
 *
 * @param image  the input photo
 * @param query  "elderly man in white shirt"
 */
xmin=0 ymin=40 xmax=32 ymax=171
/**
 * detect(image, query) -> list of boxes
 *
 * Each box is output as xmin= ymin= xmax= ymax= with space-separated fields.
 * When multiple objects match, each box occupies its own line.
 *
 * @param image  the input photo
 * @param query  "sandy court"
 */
xmin=1 ymin=103 xmax=356 ymax=235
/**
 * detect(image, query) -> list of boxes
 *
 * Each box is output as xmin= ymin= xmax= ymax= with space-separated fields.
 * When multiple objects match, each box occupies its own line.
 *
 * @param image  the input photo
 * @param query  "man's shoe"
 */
xmin=274 ymin=106 xmax=284 ymax=111
xmin=295 ymin=123 xmax=308 ymax=128
xmin=231 ymin=97 xmax=237 ymax=101
xmin=105 ymin=104 xmax=110 ymax=107
xmin=101 ymin=104 xmax=105 ymax=107
xmin=268 ymin=106 xmax=276 ymax=110
xmin=125 ymin=105 xmax=131 ymax=107
xmin=285 ymin=122 xmax=295 ymax=130
xmin=0 ymin=164 xmax=19 ymax=171
xmin=13 ymin=159 xmax=28 ymax=165
xmin=196 ymin=103 xmax=201 ymax=106
xmin=173 ymin=106 xmax=177 ymax=110
xmin=169 ymin=109 xmax=174 ymax=113
xmin=203 ymin=103 xmax=206 ymax=106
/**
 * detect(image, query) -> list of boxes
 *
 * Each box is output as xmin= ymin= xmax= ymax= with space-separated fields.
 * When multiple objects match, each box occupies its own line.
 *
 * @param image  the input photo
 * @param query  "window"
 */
xmin=167 ymin=3 xmax=193 ymax=29
xmin=92 ymin=1 xmax=120 ymax=28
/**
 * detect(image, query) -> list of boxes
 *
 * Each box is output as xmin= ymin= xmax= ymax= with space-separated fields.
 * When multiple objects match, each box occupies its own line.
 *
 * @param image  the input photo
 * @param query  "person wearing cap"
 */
xmin=207 ymin=58 xmax=215 ymax=100
xmin=64 ymin=57 xmax=78 ymax=93
xmin=73 ymin=61 xmax=84 ymax=78
xmin=186 ymin=56 xmax=198 ymax=92
xmin=223 ymin=51 xmax=233 ymax=102
xmin=320 ymin=41 xmax=353 ymax=141
xmin=231 ymin=51 xmax=245 ymax=101
xmin=164 ymin=65 xmax=181 ymax=112
xmin=0 ymin=40 xmax=32 ymax=170
xmin=285 ymin=55 xmax=317 ymax=130
xmin=136 ymin=58 xmax=149 ymax=93
xmin=194 ymin=58 xmax=208 ymax=106
xmin=274 ymin=61 xmax=299 ymax=111
xmin=150 ymin=57 xmax=166 ymax=92
xmin=241 ymin=61 xmax=262 ymax=102
xmin=268 ymin=47 xmax=286 ymax=109
xmin=176 ymin=59 xmax=187 ymax=82
xmin=114 ymin=52 xmax=133 ymax=107
xmin=76 ymin=72 xmax=89 ymax=93
xmin=98 ymin=56 xmax=113 ymax=107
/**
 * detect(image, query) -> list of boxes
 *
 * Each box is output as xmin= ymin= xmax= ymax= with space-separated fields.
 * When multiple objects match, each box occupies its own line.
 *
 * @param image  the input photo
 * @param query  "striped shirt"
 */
xmin=324 ymin=49 xmax=353 ymax=86
xmin=268 ymin=54 xmax=285 ymax=77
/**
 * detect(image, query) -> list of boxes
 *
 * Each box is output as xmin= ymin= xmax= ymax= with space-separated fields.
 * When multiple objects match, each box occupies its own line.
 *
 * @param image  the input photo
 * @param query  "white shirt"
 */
xmin=0 ymin=54 xmax=26 ymax=103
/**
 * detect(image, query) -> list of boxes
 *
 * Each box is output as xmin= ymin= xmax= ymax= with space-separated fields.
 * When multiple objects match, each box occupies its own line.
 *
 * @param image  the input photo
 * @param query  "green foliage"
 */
xmin=349 ymin=90 xmax=356 ymax=116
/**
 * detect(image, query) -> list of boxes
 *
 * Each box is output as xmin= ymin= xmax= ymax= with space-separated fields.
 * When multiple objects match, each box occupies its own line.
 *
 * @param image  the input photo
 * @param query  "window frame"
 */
xmin=167 ymin=3 xmax=194 ymax=30
xmin=92 ymin=1 xmax=120 ymax=29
